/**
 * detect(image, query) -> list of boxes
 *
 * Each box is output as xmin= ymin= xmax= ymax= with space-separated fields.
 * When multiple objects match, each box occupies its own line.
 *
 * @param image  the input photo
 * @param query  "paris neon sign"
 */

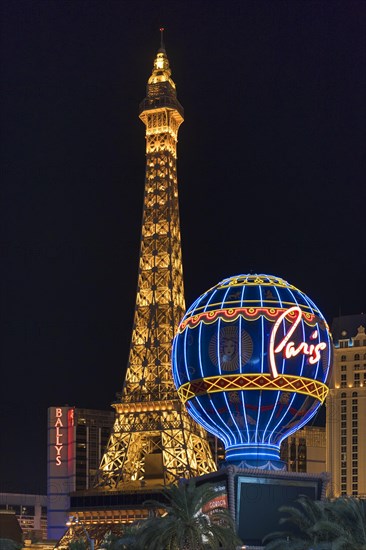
xmin=269 ymin=306 xmax=327 ymax=378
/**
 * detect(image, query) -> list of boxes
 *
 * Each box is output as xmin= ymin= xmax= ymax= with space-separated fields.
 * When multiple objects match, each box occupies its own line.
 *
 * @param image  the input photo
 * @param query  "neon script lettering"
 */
xmin=54 ymin=408 xmax=64 ymax=466
xmin=269 ymin=306 xmax=327 ymax=378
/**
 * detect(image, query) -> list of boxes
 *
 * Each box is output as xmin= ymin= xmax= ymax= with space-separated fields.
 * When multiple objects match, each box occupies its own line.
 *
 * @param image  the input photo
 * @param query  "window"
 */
xmin=354 ymin=353 xmax=360 ymax=360
xmin=352 ymin=391 xmax=358 ymax=397
xmin=352 ymin=428 xmax=358 ymax=435
xmin=341 ymin=374 xmax=347 ymax=381
xmin=341 ymin=355 xmax=347 ymax=361
xmin=354 ymin=381 xmax=360 ymax=387
xmin=341 ymin=393 xmax=346 ymax=398
xmin=341 ymin=365 xmax=347 ymax=371
xmin=354 ymin=364 xmax=361 ymax=370
xmin=352 ymin=436 xmax=358 ymax=444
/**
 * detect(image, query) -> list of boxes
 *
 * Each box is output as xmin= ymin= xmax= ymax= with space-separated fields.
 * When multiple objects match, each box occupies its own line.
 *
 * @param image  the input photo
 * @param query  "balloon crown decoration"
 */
xmin=172 ymin=274 xmax=333 ymax=470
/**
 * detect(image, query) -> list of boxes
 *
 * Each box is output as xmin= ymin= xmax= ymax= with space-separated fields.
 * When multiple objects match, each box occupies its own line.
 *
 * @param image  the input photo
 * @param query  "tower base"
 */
xmin=56 ymin=487 xmax=168 ymax=549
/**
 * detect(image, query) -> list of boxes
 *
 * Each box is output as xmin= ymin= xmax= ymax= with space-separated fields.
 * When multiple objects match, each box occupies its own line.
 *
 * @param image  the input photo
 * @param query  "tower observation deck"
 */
xmin=94 ymin=37 xmax=216 ymax=490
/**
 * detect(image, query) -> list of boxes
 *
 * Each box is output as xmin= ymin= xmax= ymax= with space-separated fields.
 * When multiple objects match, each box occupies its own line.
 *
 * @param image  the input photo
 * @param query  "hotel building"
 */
xmin=47 ymin=406 xmax=114 ymax=540
xmin=326 ymin=314 xmax=366 ymax=497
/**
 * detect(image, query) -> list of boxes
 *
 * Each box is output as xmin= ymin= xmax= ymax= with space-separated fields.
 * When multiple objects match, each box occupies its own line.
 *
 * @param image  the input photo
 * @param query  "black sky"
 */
xmin=1 ymin=0 xmax=365 ymax=494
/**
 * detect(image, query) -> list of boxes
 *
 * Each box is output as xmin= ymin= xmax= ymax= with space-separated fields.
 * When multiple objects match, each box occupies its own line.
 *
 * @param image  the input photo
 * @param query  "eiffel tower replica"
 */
xmin=92 ymin=32 xmax=215 ymax=495
xmin=56 ymin=34 xmax=216 ymax=546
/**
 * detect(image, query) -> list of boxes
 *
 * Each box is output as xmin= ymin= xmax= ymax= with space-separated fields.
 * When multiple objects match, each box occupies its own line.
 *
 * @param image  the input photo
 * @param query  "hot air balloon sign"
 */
xmin=172 ymin=274 xmax=333 ymax=469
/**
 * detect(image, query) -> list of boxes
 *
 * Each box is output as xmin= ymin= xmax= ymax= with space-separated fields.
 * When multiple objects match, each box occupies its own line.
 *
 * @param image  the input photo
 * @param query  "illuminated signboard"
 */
xmin=54 ymin=408 xmax=64 ymax=466
xmin=201 ymin=482 xmax=228 ymax=514
xmin=47 ymin=406 xmax=76 ymax=540
xmin=172 ymin=274 xmax=333 ymax=469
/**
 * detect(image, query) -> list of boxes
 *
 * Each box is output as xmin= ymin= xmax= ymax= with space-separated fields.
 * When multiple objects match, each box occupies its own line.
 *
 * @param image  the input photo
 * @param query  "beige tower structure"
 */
xmin=326 ymin=314 xmax=366 ymax=497
xmin=94 ymin=36 xmax=215 ymax=491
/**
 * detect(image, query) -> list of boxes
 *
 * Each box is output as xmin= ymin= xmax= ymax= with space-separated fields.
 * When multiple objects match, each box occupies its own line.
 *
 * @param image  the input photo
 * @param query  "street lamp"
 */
xmin=66 ymin=516 xmax=94 ymax=550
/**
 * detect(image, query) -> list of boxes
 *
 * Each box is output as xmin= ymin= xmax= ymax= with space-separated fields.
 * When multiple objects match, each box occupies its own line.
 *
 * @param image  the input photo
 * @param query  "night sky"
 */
xmin=1 ymin=1 xmax=365 ymax=494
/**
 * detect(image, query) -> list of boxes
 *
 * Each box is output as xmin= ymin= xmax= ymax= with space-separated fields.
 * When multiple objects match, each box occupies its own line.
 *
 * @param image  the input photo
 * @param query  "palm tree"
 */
xmin=136 ymin=480 xmax=242 ymax=550
xmin=69 ymin=540 xmax=88 ymax=550
xmin=114 ymin=525 xmax=144 ymax=550
xmin=263 ymin=495 xmax=366 ymax=550
xmin=263 ymin=495 xmax=330 ymax=549
xmin=0 ymin=540 xmax=21 ymax=550
xmin=312 ymin=497 xmax=366 ymax=550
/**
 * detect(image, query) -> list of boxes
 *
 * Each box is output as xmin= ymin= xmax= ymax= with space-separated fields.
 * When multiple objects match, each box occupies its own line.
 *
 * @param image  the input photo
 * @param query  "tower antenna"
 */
xmin=159 ymin=27 xmax=165 ymax=50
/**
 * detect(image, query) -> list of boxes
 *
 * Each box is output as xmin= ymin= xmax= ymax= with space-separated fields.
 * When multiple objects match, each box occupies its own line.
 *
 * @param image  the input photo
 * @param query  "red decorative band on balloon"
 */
xmin=177 ymin=373 xmax=328 ymax=405
xmin=178 ymin=307 xmax=321 ymax=333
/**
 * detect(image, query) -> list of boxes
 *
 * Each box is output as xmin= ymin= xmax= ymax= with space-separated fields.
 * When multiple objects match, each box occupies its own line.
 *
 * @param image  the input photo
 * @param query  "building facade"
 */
xmin=47 ymin=406 xmax=114 ymax=540
xmin=326 ymin=314 xmax=366 ymax=497
xmin=0 ymin=494 xmax=47 ymax=541
xmin=280 ymin=425 xmax=326 ymax=474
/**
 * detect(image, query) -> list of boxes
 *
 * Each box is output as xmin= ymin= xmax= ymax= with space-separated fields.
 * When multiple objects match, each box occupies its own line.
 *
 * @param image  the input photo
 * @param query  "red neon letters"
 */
xmin=269 ymin=306 xmax=327 ymax=378
xmin=54 ymin=408 xmax=64 ymax=466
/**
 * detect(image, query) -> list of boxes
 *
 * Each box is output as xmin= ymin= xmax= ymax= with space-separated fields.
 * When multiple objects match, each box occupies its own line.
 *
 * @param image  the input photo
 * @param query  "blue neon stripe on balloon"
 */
xmin=198 ymin=322 xmax=205 ymax=380
xmin=223 ymin=390 xmax=243 ymax=444
xmin=255 ymin=304 xmax=264 ymax=443
xmin=217 ymin=317 xmax=222 ymax=376
xmin=183 ymin=324 xmax=191 ymax=385
xmin=190 ymin=397 xmax=230 ymax=448
xmin=278 ymin=404 xmax=320 ymax=446
xmin=261 ymin=284 xmax=283 ymax=443
xmin=214 ymin=285 xmax=244 ymax=443
xmin=208 ymin=396 xmax=236 ymax=446
xmin=198 ymin=285 xmax=218 ymax=380
xmin=238 ymin=282 xmax=250 ymax=442
xmin=171 ymin=338 xmax=180 ymax=388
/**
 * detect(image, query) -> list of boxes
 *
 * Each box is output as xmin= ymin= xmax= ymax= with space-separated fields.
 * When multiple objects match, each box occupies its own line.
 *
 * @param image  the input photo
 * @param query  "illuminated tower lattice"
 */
xmin=94 ymin=37 xmax=216 ymax=490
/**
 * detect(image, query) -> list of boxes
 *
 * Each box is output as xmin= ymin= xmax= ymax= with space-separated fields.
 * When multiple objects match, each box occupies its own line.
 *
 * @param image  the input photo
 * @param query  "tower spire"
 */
xmin=159 ymin=26 xmax=165 ymax=51
xmin=94 ymin=43 xmax=216 ymax=491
